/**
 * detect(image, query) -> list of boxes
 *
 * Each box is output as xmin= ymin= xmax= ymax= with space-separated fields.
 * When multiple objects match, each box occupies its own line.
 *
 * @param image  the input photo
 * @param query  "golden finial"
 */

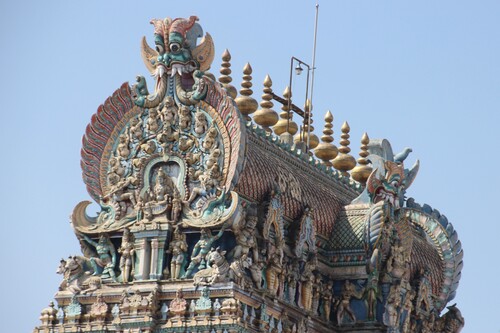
xmin=253 ymin=75 xmax=279 ymax=133
xmin=332 ymin=121 xmax=356 ymax=176
xmin=294 ymin=100 xmax=319 ymax=149
xmin=314 ymin=110 xmax=338 ymax=166
xmin=218 ymin=49 xmax=237 ymax=99
xmin=273 ymin=86 xmax=298 ymax=136
xmin=235 ymin=63 xmax=258 ymax=121
xmin=351 ymin=132 xmax=373 ymax=184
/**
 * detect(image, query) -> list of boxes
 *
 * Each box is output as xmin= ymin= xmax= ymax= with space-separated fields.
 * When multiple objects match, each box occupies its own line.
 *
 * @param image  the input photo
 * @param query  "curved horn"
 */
xmin=192 ymin=33 xmax=215 ymax=72
xmin=169 ymin=16 xmax=198 ymax=37
xmin=366 ymin=168 xmax=380 ymax=197
xmin=140 ymin=36 xmax=158 ymax=76
xmin=71 ymin=201 xmax=97 ymax=230
xmin=404 ymin=159 xmax=420 ymax=190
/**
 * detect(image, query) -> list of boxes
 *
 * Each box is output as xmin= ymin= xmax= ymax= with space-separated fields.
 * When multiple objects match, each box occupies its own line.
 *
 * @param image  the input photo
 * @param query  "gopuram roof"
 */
xmin=34 ymin=15 xmax=464 ymax=333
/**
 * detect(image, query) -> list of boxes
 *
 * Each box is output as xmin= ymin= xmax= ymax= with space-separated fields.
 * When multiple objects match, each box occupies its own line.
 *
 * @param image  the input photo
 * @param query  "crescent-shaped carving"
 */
xmin=192 ymin=33 xmax=215 ymax=72
xmin=366 ymin=167 xmax=380 ymax=197
xmin=140 ymin=36 xmax=158 ymax=76
xmin=71 ymin=200 xmax=97 ymax=230
xmin=404 ymin=159 xmax=420 ymax=190
xmin=181 ymin=191 xmax=240 ymax=228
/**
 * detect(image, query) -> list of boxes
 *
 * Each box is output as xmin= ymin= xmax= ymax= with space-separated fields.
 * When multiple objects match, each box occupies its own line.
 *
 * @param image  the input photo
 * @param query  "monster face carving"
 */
xmin=135 ymin=16 xmax=215 ymax=108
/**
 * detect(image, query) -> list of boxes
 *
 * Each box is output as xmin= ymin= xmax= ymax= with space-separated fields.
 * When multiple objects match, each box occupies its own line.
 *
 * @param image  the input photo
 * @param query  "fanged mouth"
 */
xmin=155 ymin=61 xmax=197 ymax=90
xmin=375 ymin=188 xmax=398 ymax=207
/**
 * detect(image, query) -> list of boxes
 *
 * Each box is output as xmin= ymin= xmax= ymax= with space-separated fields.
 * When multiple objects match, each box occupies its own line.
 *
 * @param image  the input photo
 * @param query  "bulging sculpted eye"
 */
xmin=156 ymin=44 xmax=165 ymax=54
xmin=170 ymin=42 xmax=181 ymax=54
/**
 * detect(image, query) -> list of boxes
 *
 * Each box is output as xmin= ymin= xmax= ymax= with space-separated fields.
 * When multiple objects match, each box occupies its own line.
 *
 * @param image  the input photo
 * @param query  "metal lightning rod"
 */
xmin=307 ymin=2 xmax=320 ymax=150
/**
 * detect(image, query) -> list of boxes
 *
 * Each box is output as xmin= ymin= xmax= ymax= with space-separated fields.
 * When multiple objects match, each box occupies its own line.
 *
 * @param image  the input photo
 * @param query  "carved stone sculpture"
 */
xmin=194 ymin=107 xmax=208 ymax=135
xmin=89 ymin=294 xmax=108 ymax=321
xmin=336 ymin=280 xmax=361 ymax=325
xmin=364 ymin=269 xmax=380 ymax=321
xmin=321 ymin=280 xmax=334 ymax=321
xmin=39 ymin=302 xmax=57 ymax=326
xmin=80 ymin=233 xmax=118 ymax=282
xmin=146 ymin=108 xmax=161 ymax=134
xmin=183 ymin=226 xmax=226 ymax=278
xmin=57 ymin=256 xmax=102 ymax=294
xmin=265 ymin=250 xmax=282 ymax=296
xmin=195 ymin=286 xmax=212 ymax=314
xmin=160 ymin=96 xmax=178 ymax=126
xmin=118 ymin=228 xmax=134 ymax=283
xmin=286 ymin=259 xmax=300 ymax=304
xmin=299 ymin=256 xmax=317 ymax=311
xmin=167 ymin=227 xmax=188 ymax=279
xmin=179 ymin=105 xmax=192 ymax=131
xmin=231 ymin=213 xmax=259 ymax=262
xmin=229 ymin=254 xmax=252 ymax=287
xmin=193 ymin=247 xmax=230 ymax=285
xmin=402 ymin=289 xmax=415 ymax=333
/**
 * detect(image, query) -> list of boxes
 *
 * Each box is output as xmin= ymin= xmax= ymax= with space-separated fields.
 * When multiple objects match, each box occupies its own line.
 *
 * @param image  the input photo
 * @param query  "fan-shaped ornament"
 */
xmin=73 ymin=17 xmax=245 ymax=234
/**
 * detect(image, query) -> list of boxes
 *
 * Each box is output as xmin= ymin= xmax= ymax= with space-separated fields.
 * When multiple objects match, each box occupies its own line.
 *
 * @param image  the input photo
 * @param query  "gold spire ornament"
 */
xmin=314 ymin=110 xmax=338 ymax=166
xmin=332 ymin=121 xmax=356 ymax=176
xmin=218 ymin=49 xmax=237 ymax=99
xmin=253 ymin=75 xmax=279 ymax=133
xmin=234 ymin=63 xmax=258 ymax=121
xmin=273 ymin=86 xmax=298 ymax=136
xmin=351 ymin=132 xmax=373 ymax=184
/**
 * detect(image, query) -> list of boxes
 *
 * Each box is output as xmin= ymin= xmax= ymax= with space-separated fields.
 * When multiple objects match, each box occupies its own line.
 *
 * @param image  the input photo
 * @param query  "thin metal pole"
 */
xmin=287 ymin=57 xmax=294 ymax=134
xmin=307 ymin=2 xmax=320 ymax=150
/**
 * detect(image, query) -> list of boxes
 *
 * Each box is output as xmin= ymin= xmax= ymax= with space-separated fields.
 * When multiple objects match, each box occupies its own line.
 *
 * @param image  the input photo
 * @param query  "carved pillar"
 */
xmin=150 ymin=237 xmax=167 ymax=280
xmin=133 ymin=237 xmax=150 ymax=280
xmin=133 ymin=229 xmax=169 ymax=281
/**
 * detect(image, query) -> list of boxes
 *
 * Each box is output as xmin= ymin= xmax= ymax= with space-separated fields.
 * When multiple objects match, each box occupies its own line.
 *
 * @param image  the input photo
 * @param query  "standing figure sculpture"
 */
xmin=118 ymin=228 xmax=134 ymax=283
xmin=170 ymin=189 xmax=183 ymax=223
xmin=321 ymin=280 xmax=334 ymax=321
xmin=364 ymin=269 xmax=380 ymax=321
xmin=336 ymin=280 xmax=360 ymax=325
xmin=265 ymin=249 xmax=283 ymax=297
xmin=386 ymin=238 xmax=406 ymax=281
xmin=167 ymin=227 xmax=188 ymax=279
xmin=231 ymin=213 xmax=259 ymax=262
xmin=182 ymin=225 xmax=227 ymax=278
xmin=81 ymin=233 xmax=118 ymax=282
xmin=286 ymin=259 xmax=300 ymax=304
xmin=299 ymin=258 xmax=316 ymax=311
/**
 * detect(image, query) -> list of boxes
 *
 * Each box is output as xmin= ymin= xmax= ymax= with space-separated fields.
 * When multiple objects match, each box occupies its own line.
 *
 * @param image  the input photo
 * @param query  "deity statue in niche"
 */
xmin=141 ymin=163 xmax=182 ymax=223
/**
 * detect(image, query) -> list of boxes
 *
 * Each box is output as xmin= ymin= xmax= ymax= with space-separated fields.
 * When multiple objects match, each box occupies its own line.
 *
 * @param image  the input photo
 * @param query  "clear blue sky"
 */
xmin=0 ymin=1 xmax=498 ymax=332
